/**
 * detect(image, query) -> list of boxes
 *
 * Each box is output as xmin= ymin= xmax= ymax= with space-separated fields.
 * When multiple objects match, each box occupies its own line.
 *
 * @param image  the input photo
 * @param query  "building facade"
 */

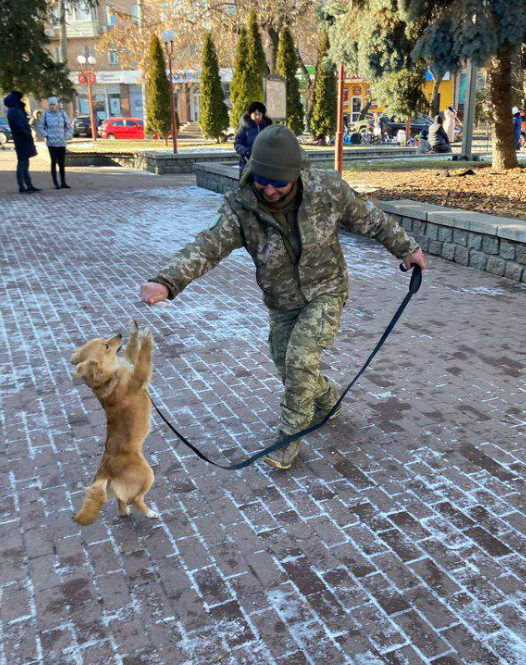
xmin=42 ymin=1 xmax=232 ymax=124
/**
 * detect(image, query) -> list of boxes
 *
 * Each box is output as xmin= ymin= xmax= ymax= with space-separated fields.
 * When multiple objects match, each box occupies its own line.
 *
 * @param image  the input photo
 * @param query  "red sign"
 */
xmin=352 ymin=86 xmax=362 ymax=96
xmin=78 ymin=72 xmax=96 ymax=85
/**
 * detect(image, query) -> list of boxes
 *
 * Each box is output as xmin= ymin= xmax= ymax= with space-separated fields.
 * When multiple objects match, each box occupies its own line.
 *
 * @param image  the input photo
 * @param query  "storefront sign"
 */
xmin=265 ymin=75 xmax=287 ymax=121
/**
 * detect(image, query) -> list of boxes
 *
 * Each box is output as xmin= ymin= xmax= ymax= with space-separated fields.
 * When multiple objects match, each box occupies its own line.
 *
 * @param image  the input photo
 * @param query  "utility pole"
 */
xmin=137 ymin=0 xmax=147 ymax=123
xmin=58 ymin=0 xmax=68 ymax=63
xmin=460 ymin=61 xmax=478 ymax=160
xmin=335 ymin=64 xmax=345 ymax=174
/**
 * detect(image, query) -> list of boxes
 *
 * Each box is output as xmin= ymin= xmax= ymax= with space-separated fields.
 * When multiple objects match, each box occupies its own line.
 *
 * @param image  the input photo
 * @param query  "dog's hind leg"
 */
xmin=117 ymin=499 xmax=130 ymax=517
xmin=131 ymin=471 xmax=158 ymax=519
xmin=74 ymin=478 xmax=109 ymax=525
xmin=132 ymin=493 xmax=159 ymax=519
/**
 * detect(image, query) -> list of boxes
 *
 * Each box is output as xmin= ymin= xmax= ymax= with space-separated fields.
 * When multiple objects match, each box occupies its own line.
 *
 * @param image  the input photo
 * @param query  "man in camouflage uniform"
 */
xmin=141 ymin=126 xmax=426 ymax=470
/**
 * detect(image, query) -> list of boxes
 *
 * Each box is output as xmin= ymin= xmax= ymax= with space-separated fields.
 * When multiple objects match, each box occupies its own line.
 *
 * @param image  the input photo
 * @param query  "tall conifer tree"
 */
xmin=309 ymin=33 xmax=337 ymax=141
xmin=246 ymin=12 xmax=267 ymax=104
xmin=230 ymin=27 xmax=251 ymax=128
xmin=146 ymin=35 xmax=172 ymax=140
xmin=277 ymin=27 xmax=304 ymax=134
xmin=199 ymin=33 xmax=229 ymax=141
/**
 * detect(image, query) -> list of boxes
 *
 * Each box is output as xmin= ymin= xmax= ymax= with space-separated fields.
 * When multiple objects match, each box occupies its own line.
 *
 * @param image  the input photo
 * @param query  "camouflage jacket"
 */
xmin=153 ymin=156 xmax=420 ymax=311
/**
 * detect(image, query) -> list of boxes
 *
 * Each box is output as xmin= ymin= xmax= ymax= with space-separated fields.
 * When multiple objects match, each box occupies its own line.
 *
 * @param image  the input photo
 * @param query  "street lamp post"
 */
xmin=77 ymin=55 xmax=98 ymax=141
xmin=335 ymin=64 xmax=345 ymax=174
xmin=162 ymin=30 xmax=178 ymax=154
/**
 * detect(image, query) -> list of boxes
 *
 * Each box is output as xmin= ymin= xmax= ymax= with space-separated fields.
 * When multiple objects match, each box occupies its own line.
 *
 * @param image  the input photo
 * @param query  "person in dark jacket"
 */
xmin=428 ymin=115 xmax=452 ymax=153
xmin=512 ymin=107 xmax=522 ymax=150
xmin=234 ymin=102 xmax=272 ymax=177
xmin=4 ymin=91 xmax=40 ymax=193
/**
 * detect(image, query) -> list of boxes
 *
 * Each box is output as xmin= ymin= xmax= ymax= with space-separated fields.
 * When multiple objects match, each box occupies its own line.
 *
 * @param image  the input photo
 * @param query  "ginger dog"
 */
xmin=70 ymin=320 xmax=158 ymax=525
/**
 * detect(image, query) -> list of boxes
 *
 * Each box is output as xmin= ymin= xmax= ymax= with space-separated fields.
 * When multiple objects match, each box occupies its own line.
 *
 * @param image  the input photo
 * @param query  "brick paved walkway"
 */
xmin=1 ymin=154 xmax=526 ymax=665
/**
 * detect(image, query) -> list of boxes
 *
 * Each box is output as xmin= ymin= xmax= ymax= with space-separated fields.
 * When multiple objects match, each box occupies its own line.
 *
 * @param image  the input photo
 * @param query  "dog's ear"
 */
xmin=72 ymin=359 xmax=99 ymax=381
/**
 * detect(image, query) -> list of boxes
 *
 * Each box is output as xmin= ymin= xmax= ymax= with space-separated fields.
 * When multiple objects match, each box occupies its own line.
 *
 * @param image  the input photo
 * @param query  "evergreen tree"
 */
xmin=246 ymin=11 xmax=267 ymax=104
xmin=230 ymin=27 xmax=251 ymax=128
xmin=309 ymin=33 xmax=337 ymax=141
xmin=199 ymin=33 xmax=229 ymax=142
xmin=277 ymin=27 xmax=304 ymax=135
xmin=0 ymin=0 xmax=73 ymax=98
xmin=146 ymin=35 xmax=172 ymax=141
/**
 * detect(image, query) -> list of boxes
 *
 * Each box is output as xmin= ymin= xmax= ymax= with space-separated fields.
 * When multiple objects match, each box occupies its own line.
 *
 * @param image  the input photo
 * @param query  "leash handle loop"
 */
xmin=399 ymin=263 xmax=422 ymax=294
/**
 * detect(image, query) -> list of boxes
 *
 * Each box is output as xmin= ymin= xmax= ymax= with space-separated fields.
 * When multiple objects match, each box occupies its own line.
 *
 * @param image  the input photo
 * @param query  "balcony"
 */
xmin=66 ymin=20 xmax=101 ymax=38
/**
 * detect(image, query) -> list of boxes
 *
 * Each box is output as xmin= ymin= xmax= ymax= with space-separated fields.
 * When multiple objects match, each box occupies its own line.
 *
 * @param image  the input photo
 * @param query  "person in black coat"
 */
xmin=234 ymin=101 xmax=272 ymax=176
xmin=4 ymin=91 xmax=40 ymax=194
xmin=428 ymin=114 xmax=452 ymax=154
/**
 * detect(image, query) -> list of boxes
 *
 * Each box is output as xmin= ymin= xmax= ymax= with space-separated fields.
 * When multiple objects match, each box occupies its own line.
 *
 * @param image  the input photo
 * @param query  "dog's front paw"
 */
xmin=140 ymin=328 xmax=154 ymax=344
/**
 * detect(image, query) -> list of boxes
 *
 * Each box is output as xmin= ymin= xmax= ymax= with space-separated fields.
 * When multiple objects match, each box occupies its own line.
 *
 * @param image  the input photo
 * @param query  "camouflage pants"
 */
xmin=268 ymin=295 xmax=345 ymax=436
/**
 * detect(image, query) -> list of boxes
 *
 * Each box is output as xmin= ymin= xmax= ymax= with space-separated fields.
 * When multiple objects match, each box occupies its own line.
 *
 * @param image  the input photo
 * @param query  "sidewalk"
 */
xmin=1 ymin=147 xmax=526 ymax=665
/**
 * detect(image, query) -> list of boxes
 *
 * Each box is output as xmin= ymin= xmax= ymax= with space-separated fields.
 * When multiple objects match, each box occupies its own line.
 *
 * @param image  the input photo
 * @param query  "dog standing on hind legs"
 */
xmin=70 ymin=320 xmax=159 ymax=525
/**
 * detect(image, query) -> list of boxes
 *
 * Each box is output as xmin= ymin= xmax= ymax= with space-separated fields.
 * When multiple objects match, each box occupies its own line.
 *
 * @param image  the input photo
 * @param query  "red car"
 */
xmin=98 ymin=117 xmax=145 ymax=139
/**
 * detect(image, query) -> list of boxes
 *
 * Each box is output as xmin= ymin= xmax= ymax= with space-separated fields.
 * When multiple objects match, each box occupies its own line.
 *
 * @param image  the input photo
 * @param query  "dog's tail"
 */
xmin=74 ymin=478 xmax=109 ymax=526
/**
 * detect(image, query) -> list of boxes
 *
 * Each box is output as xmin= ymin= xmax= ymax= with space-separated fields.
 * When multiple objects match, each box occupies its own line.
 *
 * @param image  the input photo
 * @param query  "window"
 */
xmin=161 ymin=2 xmax=169 ymax=19
xmin=54 ymin=47 xmax=61 ymax=62
xmin=83 ymin=45 xmax=95 ymax=59
xmin=133 ymin=4 xmax=140 ymax=23
xmin=126 ymin=120 xmax=137 ymax=127
xmin=71 ymin=3 xmax=92 ymax=21
xmin=108 ymin=50 xmax=118 ymax=65
xmin=105 ymin=7 xmax=117 ymax=25
xmin=111 ymin=120 xmax=125 ymax=126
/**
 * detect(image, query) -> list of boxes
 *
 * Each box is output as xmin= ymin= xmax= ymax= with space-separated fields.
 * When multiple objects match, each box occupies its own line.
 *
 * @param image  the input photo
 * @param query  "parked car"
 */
xmin=378 ymin=115 xmax=434 ymax=139
xmin=98 ymin=117 xmax=145 ymax=140
xmin=0 ymin=116 xmax=13 ymax=144
xmin=72 ymin=115 xmax=100 ymax=138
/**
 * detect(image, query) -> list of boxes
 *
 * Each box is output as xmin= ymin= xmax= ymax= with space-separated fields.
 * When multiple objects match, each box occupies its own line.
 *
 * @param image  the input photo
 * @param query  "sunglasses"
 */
xmin=252 ymin=173 xmax=291 ymax=189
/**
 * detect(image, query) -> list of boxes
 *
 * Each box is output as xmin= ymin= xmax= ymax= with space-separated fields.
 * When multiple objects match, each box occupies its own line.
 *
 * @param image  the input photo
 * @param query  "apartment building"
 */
xmin=43 ymin=1 xmax=231 ymax=123
xmin=45 ymin=1 xmax=145 ymax=119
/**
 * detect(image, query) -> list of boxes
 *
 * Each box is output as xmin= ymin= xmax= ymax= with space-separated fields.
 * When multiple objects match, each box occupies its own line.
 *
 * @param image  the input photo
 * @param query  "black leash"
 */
xmin=148 ymin=264 xmax=422 ymax=471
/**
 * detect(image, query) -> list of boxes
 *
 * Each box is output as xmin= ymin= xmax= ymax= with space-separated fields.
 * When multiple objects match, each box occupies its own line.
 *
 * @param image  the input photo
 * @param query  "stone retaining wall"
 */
xmin=62 ymin=145 xmax=418 ymax=172
xmin=379 ymin=200 xmax=526 ymax=283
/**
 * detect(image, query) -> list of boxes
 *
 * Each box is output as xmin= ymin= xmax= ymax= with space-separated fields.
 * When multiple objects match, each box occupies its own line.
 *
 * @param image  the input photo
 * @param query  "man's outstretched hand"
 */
xmin=140 ymin=282 xmax=169 ymax=305
xmin=403 ymin=248 xmax=427 ymax=271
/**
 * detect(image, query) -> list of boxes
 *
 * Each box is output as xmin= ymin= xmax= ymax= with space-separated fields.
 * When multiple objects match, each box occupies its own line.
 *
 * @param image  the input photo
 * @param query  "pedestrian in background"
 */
xmin=30 ymin=110 xmax=44 ymax=142
xmin=512 ymin=106 xmax=522 ymax=150
xmin=3 ymin=91 xmax=41 ymax=194
xmin=429 ymin=115 xmax=452 ymax=153
xmin=443 ymin=106 xmax=457 ymax=143
xmin=40 ymin=97 xmax=72 ymax=189
xmin=234 ymin=101 xmax=272 ymax=177
xmin=416 ymin=127 xmax=432 ymax=154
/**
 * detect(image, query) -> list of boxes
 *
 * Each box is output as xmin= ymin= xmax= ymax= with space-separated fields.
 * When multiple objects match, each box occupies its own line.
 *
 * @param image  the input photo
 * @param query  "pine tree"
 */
xmin=246 ymin=11 xmax=267 ymax=104
xmin=277 ymin=27 xmax=304 ymax=135
xmin=230 ymin=27 xmax=251 ymax=128
xmin=0 ymin=0 xmax=74 ymax=98
xmin=199 ymin=33 xmax=229 ymax=142
xmin=146 ymin=35 xmax=172 ymax=141
xmin=309 ymin=33 xmax=337 ymax=141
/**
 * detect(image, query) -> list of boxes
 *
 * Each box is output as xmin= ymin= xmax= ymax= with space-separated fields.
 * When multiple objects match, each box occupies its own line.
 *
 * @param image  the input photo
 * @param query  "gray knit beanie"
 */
xmin=248 ymin=125 xmax=302 ymax=182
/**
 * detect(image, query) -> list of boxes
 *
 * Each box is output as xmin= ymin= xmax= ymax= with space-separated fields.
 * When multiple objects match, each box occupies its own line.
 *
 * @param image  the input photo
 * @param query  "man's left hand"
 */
xmin=403 ymin=248 xmax=427 ymax=271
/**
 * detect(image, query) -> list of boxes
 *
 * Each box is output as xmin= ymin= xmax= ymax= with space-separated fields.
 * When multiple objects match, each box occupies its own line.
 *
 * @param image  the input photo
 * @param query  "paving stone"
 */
xmin=1 ymin=164 xmax=526 ymax=664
